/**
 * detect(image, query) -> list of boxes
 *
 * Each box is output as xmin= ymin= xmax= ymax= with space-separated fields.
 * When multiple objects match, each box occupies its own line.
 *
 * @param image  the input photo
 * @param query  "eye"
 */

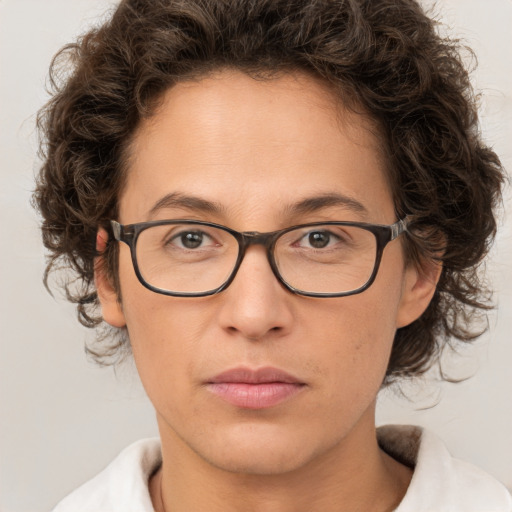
xmin=306 ymin=231 xmax=333 ymax=249
xmin=169 ymin=230 xmax=214 ymax=250
xmin=298 ymin=229 xmax=342 ymax=249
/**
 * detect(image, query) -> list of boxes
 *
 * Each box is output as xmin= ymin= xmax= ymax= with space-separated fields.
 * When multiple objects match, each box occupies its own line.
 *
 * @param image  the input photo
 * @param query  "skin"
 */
xmin=96 ymin=70 xmax=439 ymax=512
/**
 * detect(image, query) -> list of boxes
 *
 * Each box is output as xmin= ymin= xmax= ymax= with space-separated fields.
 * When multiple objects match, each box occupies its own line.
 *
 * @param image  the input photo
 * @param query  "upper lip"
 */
xmin=207 ymin=367 xmax=303 ymax=385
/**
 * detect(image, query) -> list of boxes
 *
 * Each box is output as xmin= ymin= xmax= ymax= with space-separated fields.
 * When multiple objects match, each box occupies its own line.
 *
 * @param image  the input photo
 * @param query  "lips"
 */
xmin=205 ymin=367 xmax=306 ymax=409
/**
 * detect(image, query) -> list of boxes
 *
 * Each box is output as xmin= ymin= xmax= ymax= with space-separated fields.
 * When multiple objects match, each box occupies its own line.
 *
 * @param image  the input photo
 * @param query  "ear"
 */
xmin=396 ymin=258 xmax=442 ymax=328
xmin=94 ymin=228 xmax=126 ymax=328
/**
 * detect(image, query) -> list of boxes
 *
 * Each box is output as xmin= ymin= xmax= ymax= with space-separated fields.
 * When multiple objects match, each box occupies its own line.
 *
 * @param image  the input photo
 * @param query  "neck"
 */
xmin=150 ymin=409 xmax=412 ymax=512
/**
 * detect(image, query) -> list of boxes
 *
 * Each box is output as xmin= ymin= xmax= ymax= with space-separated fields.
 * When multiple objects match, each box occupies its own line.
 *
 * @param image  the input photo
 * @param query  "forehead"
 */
xmin=119 ymin=70 xmax=394 ymax=226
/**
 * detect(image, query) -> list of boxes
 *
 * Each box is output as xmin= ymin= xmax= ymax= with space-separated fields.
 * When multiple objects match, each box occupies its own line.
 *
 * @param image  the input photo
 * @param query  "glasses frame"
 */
xmin=110 ymin=217 xmax=409 ymax=298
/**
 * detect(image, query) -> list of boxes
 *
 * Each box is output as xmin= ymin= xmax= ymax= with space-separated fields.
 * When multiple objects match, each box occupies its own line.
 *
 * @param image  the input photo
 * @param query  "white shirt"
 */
xmin=52 ymin=425 xmax=512 ymax=511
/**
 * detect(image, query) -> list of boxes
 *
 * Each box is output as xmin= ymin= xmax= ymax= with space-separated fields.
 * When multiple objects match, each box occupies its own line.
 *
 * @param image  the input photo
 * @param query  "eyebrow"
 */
xmin=148 ymin=192 xmax=225 ymax=218
xmin=285 ymin=193 xmax=368 ymax=217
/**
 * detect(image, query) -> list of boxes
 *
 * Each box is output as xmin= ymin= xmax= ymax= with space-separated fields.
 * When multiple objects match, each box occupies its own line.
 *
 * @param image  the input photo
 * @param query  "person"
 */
xmin=33 ymin=0 xmax=511 ymax=510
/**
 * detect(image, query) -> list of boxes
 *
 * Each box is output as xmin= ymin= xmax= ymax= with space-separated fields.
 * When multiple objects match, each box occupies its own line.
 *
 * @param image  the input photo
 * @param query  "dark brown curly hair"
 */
xmin=34 ymin=0 xmax=504 ymax=380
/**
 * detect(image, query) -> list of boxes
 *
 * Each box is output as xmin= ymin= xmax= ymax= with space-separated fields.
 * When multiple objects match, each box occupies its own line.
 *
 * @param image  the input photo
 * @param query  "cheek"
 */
xmin=119 ymin=280 xmax=222 ymax=414
xmin=124 ymin=294 xmax=201 ymax=368
xmin=307 ymin=275 xmax=403 ymax=398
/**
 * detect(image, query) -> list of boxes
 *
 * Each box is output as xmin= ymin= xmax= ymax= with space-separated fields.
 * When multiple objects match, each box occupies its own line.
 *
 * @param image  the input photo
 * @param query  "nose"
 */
xmin=216 ymin=245 xmax=294 ymax=341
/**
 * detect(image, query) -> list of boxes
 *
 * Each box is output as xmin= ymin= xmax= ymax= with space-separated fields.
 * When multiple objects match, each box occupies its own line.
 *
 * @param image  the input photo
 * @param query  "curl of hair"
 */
xmin=34 ymin=0 xmax=504 ymax=378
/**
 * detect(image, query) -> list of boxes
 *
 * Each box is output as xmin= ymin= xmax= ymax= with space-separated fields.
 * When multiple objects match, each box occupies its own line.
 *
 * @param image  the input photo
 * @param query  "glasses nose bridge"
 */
xmin=234 ymin=230 xmax=279 ymax=275
xmin=238 ymin=230 xmax=276 ymax=256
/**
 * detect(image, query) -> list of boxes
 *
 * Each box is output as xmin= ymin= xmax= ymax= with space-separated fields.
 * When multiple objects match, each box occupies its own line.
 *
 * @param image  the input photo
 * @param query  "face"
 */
xmin=97 ymin=70 xmax=435 ymax=475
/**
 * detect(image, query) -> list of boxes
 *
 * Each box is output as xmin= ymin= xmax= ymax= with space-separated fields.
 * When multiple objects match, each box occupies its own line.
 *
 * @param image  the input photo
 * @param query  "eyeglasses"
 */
xmin=110 ymin=217 xmax=409 ymax=298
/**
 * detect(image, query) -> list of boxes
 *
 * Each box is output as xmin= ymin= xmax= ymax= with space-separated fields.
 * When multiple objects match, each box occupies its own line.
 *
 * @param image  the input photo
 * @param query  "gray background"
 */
xmin=1 ymin=0 xmax=511 ymax=511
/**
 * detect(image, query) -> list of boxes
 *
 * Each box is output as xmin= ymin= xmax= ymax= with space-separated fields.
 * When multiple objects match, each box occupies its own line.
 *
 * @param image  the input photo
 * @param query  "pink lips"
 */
xmin=206 ymin=367 xmax=305 ymax=409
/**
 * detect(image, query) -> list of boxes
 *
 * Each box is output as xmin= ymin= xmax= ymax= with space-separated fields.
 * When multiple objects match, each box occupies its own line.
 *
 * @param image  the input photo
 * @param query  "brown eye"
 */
xmin=308 ymin=231 xmax=331 ymax=248
xmin=179 ymin=231 xmax=204 ymax=249
xmin=165 ymin=230 xmax=213 ymax=250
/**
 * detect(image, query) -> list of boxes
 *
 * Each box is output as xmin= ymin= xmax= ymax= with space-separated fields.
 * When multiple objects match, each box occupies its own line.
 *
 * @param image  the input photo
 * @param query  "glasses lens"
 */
xmin=274 ymin=224 xmax=377 ymax=294
xmin=136 ymin=223 xmax=239 ymax=294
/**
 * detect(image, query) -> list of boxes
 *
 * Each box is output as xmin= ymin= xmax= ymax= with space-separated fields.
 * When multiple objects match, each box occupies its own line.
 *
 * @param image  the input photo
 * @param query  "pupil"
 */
xmin=181 ymin=232 xmax=203 ymax=249
xmin=309 ymin=231 xmax=329 ymax=248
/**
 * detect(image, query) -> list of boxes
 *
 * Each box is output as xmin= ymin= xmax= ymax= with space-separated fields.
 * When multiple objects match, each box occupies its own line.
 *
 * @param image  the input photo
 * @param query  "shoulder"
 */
xmin=51 ymin=438 xmax=161 ymax=512
xmin=378 ymin=425 xmax=512 ymax=512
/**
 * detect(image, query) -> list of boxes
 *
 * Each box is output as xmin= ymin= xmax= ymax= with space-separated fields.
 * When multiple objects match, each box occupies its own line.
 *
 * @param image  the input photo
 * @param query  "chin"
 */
xmin=191 ymin=423 xmax=326 ymax=476
xmin=204 ymin=448 xmax=311 ymax=476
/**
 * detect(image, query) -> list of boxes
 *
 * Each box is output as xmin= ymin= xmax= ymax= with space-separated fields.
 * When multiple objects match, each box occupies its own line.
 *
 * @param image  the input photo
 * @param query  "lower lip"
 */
xmin=206 ymin=382 xmax=305 ymax=409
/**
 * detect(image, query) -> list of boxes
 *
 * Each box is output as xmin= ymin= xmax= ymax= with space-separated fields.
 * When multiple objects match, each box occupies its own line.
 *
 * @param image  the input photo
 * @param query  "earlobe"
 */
xmin=95 ymin=228 xmax=126 ymax=328
xmin=396 ymin=259 xmax=442 ymax=328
